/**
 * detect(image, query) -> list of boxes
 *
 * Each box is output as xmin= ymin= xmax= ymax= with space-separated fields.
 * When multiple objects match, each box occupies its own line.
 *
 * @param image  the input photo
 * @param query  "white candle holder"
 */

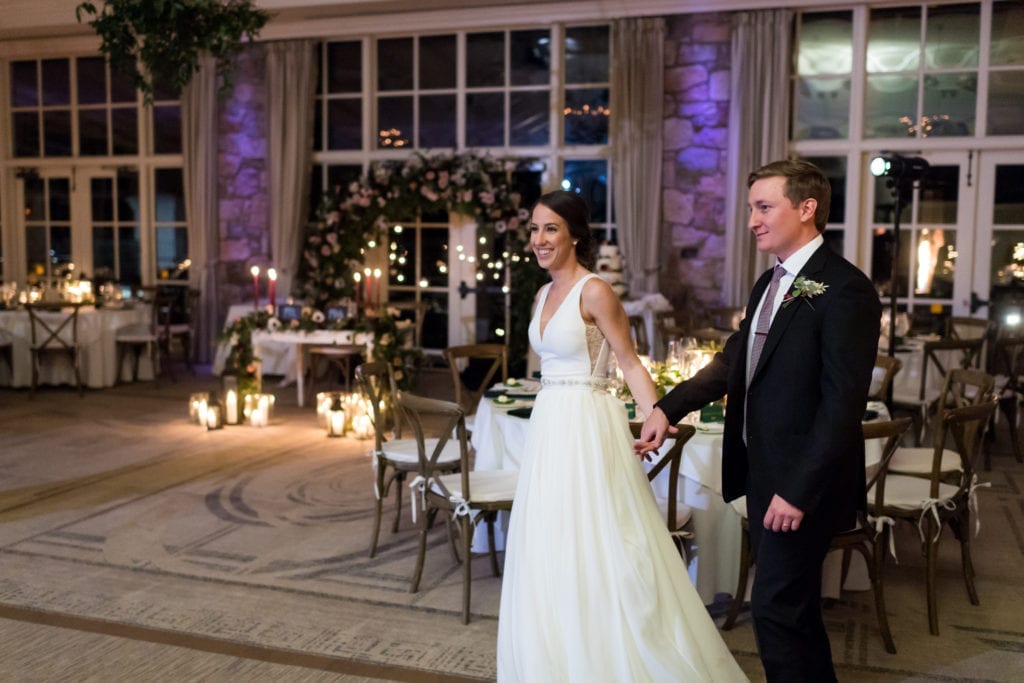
xmin=189 ymin=392 xmax=210 ymax=425
xmin=205 ymin=404 xmax=223 ymax=430
xmin=317 ymin=391 xmax=346 ymax=429
xmin=245 ymin=393 xmax=275 ymax=427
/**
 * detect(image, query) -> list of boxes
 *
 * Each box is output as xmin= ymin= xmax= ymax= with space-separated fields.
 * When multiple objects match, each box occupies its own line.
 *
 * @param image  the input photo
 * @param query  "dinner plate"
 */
xmin=499 ymin=378 xmax=541 ymax=392
xmin=492 ymin=397 xmax=528 ymax=409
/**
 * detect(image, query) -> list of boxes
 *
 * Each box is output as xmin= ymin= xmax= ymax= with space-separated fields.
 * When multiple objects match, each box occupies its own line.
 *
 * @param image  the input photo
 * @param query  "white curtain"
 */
xmin=611 ymin=17 xmax=665 ymax=295
xmin=724 ymin=9 xmax=793 ymax=305
xmin=182 ymin=54 xmax=220 ymax=364
xmin=265 ymin=40 xmax=318 ymax=300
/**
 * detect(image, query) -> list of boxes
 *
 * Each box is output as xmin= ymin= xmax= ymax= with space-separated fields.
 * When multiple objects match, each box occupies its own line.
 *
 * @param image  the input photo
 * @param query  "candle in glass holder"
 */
xmin=224 ymin=389 xmax=239 ymax=425
xmin=326 ymin=397 xmax=346 ymax=437
xmin=189 ymin=392 xmax=210 ymax=424
xmin=250 ymin=265 xmax=260 ymax=310
xmin=205 ymin=404 xmax=223 ymax=430
xmin=353 ymin=271 xmax=362 ymax=310
xmin=267 ymin=268 xmax=277 ymax=306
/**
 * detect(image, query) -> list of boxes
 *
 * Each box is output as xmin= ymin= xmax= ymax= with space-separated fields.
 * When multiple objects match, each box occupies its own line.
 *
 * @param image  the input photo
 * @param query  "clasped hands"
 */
xmin=634 ymin=408 xmax=804 ymax=533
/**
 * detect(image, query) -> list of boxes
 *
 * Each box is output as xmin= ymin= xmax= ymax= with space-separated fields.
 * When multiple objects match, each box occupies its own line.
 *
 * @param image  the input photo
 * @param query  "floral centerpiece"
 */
xmin=219 ymin=309 xmax=271 ymax=399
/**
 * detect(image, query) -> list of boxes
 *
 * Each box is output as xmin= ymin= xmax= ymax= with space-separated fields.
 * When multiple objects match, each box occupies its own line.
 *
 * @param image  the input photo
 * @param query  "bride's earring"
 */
xmin=573 ymin=241 xmax=578 ymax=246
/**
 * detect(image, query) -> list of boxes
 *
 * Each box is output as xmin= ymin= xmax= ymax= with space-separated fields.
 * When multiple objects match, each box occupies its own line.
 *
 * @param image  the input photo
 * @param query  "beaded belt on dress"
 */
xmin=540 ymin=377 xmax=609 ymax=390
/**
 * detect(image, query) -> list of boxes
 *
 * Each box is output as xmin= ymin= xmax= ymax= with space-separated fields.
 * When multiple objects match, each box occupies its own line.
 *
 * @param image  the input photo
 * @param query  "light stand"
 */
xmin=870 ymin=152 xmax=929 ymax=403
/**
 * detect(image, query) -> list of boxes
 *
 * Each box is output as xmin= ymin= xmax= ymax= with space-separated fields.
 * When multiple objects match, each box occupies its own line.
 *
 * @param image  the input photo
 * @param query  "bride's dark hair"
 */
xmin=532 ymin=190 xmax=596 ymax=270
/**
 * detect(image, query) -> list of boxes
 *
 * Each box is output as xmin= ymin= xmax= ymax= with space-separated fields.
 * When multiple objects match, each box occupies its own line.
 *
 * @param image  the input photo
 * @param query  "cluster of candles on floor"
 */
xmin=189 ymin=390 xmax=275 ymax=429
xmin=316 ymin=391 xmax=375 ymax=439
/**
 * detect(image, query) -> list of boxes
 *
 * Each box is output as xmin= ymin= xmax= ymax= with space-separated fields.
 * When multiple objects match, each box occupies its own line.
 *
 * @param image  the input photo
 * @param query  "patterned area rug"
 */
xmin=0 ymin=382 xmax=1023 ymax=681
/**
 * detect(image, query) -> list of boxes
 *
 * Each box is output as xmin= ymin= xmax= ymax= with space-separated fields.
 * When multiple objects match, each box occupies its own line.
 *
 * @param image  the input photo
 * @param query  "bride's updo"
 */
xmin=532 ymin=190 xmax=596 ymax=270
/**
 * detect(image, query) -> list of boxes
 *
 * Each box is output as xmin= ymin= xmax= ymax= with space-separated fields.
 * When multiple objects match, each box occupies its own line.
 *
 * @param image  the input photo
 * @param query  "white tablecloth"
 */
xmin=251 ymin=329 xmax=373 ymax=407
xmin=0 ymin=305 xmax=153 ymax=388
xmin=212 ymin=303 xmax=296 ymax=378
xmin=471 ymin=395 xmax=888 ymax=605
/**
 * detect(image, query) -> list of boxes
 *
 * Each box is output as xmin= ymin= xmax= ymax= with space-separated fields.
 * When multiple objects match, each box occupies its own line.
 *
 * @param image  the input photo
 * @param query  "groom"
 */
xmin=639 ymin=159 xmax=880 ymax=681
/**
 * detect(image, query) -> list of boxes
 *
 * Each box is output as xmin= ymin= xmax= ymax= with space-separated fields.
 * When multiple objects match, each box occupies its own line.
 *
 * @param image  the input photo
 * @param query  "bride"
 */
xmin=496 ymin=190 xmax=747 ymax=682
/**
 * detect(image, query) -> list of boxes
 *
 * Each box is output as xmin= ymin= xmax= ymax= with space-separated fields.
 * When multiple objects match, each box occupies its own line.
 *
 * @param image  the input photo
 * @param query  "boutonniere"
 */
xmin=782 ymin=276 xmax=828 ymax=309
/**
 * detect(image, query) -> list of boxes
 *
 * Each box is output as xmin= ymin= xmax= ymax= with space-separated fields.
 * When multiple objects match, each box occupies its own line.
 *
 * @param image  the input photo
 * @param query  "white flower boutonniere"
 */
xmin=782 ymin=276 xmax=828 ymax=309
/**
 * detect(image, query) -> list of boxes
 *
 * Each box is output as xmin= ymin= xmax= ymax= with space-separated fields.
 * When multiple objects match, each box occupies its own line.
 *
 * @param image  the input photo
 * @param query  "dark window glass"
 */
xmin=327 ymin=99 xmax=362 ymax=149
xmin=309 ymin=165 xmax=323 ymax=222
xmin=119 ymin=226 xmax=142 ymax=284
xmin=13 ymin=111 xmax=40 ymax=157
xmin=378 ymin=38 xmax=413 ymax=91
xmin=420 ymin=290 xmax=448 ymax=348
xmin=110 ymin=64 xmax=136 ymax=102
xmin=562 ymin=159 xmax=608 ymax=222
xmin=26 ymin=225 xmax=46 ymax=275
xmin=420 ymin=35 xmax=456 ymax=89
xmin=466 ymin=92 xmax=505 ymax=146
xmin=51 ymin=225 xmax=72 ymax=266
xmin=91 ymin=178 xmax=114 ymax=221
xmin=378 ymin=96 xmax=413 ymax=149
xmin=49 ymin=178 xmax=71 ymax=221
xmin=11 ymin=61 xmax=38 ymax=107
xmin=993 ymin=164 xmax=1024 ymax=224
xmin=564 ymin=88 xmax=609 ymax=144
xmin=43 ymin=111 xmax=72 ymax=156
xmin=77 ymin=57 xmax=106 ymax=104
xmin=918 ymin=165 xmax=960 ymax=224
xmin=802 ymin=156 xmax=847 ymax=224
xmin=313 ymin=100 xmax=323 ymax=150
xmin=327 ymin=164 xmax=363 ymax=193
xmin=510 ymin=90 xmax=549 ymax=146
xmin=467 ymin=32 xmax=504 ymax=87
xmin=511 ymin=30 xmax=550 ymax=86
xmin=422 ymin=227 xmax=449 ymax=288
xmin=388 ymin=225 xmax=416 ymax=285
xmin=155 ymin=226 xmax=188 ymax=271
xmin=93 ymin=227 xmax=116 ymax=276
xmin=41 ymin=59 xmax=70 ymax=106
xmin=327 ymin=41 xmax=362 ymax=93
xmin=153 ymin=105 xmax=181 ymax=153
xmin=79 ymin=109 xmax=108 ymax=156
xmin=565 ymin=26 xmax=609 ymax=83
xmin=117 ymin=169 xmax=140 ymax=222
xmin=23 ymin=176 xmax=44 ymax=220
xmin=112 ymin=108 xmax=138 ymax=155
xmin=154 ymin=169 xmax=185 ymax=222
xmin=419 ymin=94 xmax=456 ymax=148
xmin=151 ymin=78 xmax=180 ymax=101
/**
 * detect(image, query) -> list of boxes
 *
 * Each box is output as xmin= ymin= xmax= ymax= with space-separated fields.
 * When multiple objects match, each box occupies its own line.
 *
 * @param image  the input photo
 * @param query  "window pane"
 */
xmin=388 ymin=225 xmax=416 ymax=286
xmin=378 ymin=38 xmax=413 ymax=91
xmin=802 ymin=156 xmax=846 ymax=224
xmin=118 ymin=169 xmax=139 ymax=222
xmin=79 ymin=109 xmax=108 ymax=156
xmin=12 ymin=112 xmax=39 ymax=157
xmin=510 ymin=90 xmax=549 ymax=146
xmin=565 ymin=26 xmax=609 ymax=83
xmin=153 ymin=105 xmax=181 ymax=154
xmin=154 ymin=169 xmax=185 ymax=222
xmin=798 ymin=11 xmax=853 ymax=76
xmin=43 ymin=110 xmax=72 ymax=156
xmin=466 ymin=92 xmax=504 ymax=146
xmin=991 ymin=0 xmax=1024 ymax=66
xmin=26 ymin=226 xmax=46 ymax=277
xmin=419 ymin=94 xmax=456 ymax=148
xmin=93 ymin=226 xmax=116 ymax=277
xmin=327 ymin=99 xmax=362 ymax=149
xmin=913 ymin=228 xmax=955 ymax=297
xmin=925 ymin=3 xmax=979 ymax=69
xmin=41 ymin=59 xmax=70 ymax=106
xmin=119 ymin=226 xmax=141 ymax=284
xmin=993 ymin=164 xmax=1024 ymax=224
xmin=313 ymin=100 xmax=323 ymax=150
xmin=77 ymin=57 xmax=106 ymax=104
xmin=871 ymin=228 xmax=911 ymax=297
xmin=309 ymin=165 xmax=323 ymax=222
xmin=564 ymin=88 xmax=609 ymax=144
xmin=921 ymin=73 xmax=975 ymax=136
xmin=23 ymin=176 xmax=44 ymax=221
xmin=918 ymin=165 xmax=959 ymax=224
xmin=563 ymin=160 xmax=607 ymax=222
xmin=422 ymin=228 xmax=449 ymax=288
xmin=511 ymin=30 xmax=550 ymax=86
xmin=156 ymin=226 xmax=188 ymax=272
xmin=377 ymin=96 xmax=413 ymax=149
xmin=988 ymin=71 xmax=1024 ymax=135
xmin=794 ymin=77 xmax=850 ymax=139
xmin=110 ymin=65 xmax=136 ymax=102
xmin=11 ymin=61 xmax=38 ymax=107
xmin=112 ymin=108 xmax=138 ymax=155
xmin=49 ymin=178 xmax=70 ymax=222
xmin=867 ymin=7 xmax=921 ymax=73
xmin=51 ymin=225 xmax=72 ymax=268
xmin=327 ymin=165 xmax=363 ymax=194
xmin=327 ymin=41 xmax=362 ymax=93
xmin=990 ymin=230 xmax=1024 ymax=284
xmin=864 ymin=74 xmax=917 ymax=138
xmin=420 ymin=290 xmax=448 ymax=348
xmin=91 ymin=177 xmax=114 ymax=221
xmin=467 ymin=32 xmax=504 ymax=87
xmin=419 ymin=35 xmax=455 ymax=89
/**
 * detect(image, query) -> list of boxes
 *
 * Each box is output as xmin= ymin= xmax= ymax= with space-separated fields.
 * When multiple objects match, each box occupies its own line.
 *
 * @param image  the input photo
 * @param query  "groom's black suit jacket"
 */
xmin=657 ymin=244 xmax=880 ymax=534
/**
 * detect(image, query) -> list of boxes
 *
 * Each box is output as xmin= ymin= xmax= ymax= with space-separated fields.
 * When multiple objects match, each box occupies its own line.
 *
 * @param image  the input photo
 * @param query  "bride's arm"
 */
xmin=580 ymin=278 xmax=659 ymax=418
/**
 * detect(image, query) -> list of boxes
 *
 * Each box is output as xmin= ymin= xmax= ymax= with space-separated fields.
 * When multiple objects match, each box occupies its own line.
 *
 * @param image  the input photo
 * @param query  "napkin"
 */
xmin=508 ymin=407 xmax=533 ymax=419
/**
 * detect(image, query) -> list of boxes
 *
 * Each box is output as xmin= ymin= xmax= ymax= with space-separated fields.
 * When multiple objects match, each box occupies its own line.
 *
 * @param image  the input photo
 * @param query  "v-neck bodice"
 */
xmin=529 ymin=274 xmax=609 ymax=380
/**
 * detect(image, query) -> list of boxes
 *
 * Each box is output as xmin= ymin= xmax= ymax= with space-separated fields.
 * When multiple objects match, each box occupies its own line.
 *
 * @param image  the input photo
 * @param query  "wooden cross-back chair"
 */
xmin=443 ymin=343 xmax=508 ymax=429
xmin=355 ymin=361 xmax=461 ymax=558
xmin=25 ymin=301 xmax=85 ymax=397
xmin=989 ymin=333 xmax=1024 ymax=467
xmin=629 ymin=422 xmax=696 ymax=559
xmin=399 ymin=391 xmax=518 ymax=624
xmin=869 ymin=354 xmax=903 ymax=404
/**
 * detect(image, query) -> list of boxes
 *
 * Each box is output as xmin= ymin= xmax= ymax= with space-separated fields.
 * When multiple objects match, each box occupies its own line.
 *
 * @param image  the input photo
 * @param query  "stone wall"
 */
xmin=661 ymin=13 xmax=732 ymax=319
xmin=217 ymin=45 xmax=270 ymax=315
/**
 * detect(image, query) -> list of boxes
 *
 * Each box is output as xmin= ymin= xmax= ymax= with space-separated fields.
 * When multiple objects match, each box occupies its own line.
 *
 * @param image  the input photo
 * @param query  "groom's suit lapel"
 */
xmin=749 ymin=244 xmax=830 ymax=384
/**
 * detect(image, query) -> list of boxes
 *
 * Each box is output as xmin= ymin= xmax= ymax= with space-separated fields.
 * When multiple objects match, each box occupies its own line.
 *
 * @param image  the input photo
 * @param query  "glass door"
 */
xmin=19 ymin=169 xmax=72 ymax=286
xmin=867 ymin=151 xmax=975 ymax=334
xmin=972 ymin=151 xmax=1024 ymax=331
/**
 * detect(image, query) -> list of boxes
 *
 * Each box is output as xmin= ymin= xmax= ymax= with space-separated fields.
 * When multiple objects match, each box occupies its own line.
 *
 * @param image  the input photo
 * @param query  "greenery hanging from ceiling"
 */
xmin=75 ymin=0 xmax=270 ymax=103
xmin=299 ymin=152 xmax=547 ymax=372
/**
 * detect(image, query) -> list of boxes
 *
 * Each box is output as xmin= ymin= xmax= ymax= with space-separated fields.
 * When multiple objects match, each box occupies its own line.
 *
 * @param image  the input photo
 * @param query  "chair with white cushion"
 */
xmin=399 ymin=391 xmax=517 ymax=624
xmin=888 ymin=368 xmax=994 ymax=478
xmin=870 ymin=400 xmax=997 ymax=635
xmin=25 ymin=302 xmax=85 ymax=397
xmin=356 ymin=361 xmax=461 ymax=558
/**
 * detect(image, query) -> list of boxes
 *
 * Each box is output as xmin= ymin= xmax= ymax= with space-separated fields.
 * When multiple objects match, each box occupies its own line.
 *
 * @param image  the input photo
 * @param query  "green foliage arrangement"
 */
xmin=75 ymin=0 xmax=270 ymax=103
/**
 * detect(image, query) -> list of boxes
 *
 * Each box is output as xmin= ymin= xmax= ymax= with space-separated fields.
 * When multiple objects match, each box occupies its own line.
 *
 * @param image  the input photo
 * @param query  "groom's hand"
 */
xmin=763 ymin=494 xmax=805 ymax=532
xmin=634 ymin=407 xmax=677 ymax=461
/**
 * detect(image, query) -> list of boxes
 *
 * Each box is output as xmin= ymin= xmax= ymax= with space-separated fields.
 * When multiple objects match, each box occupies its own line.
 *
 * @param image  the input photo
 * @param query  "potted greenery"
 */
xmin=76 ymin=0 xmax=270 ymax=102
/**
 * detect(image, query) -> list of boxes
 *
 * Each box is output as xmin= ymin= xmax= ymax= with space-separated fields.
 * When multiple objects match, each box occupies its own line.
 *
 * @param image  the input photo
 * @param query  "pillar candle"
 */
xmin=373 ymin=268 xmax=382 ymax=308
xmin=353 ymin=271 xmax=362 ymax=309
xmin=267 ymin=268 xmax=277 ymax=307
xmin=364 ymin=268 xmax=373 ymax=308
xmin=250 ymin=265 xmax=260 ymax=310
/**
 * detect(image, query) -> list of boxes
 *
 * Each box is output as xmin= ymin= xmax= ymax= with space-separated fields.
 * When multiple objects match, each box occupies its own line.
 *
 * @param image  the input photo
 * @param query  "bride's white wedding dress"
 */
xmin=496 ymin=274 xmax=746 ymax=682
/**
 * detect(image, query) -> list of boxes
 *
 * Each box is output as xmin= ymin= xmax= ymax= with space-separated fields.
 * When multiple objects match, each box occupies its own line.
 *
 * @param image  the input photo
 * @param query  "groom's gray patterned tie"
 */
xmin=748 ymin=264 xmax=785 ymax=383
